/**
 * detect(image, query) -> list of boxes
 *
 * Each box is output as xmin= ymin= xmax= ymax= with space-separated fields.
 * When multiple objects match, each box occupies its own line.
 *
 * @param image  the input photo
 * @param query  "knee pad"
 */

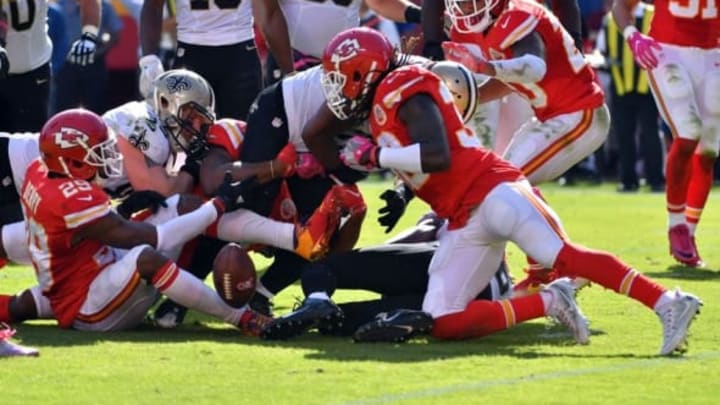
xmin=28 ymin=285 xmax=54 ymax=319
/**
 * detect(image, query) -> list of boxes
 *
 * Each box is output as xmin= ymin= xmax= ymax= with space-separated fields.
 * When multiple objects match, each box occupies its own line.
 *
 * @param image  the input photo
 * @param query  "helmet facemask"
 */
xmin=445 ymin=0 xmax=499 ymax=33
xmin=321 ymin=61 xmax=385 ymax=121
xmin=161 ymin=101 xmax=215 ymax=160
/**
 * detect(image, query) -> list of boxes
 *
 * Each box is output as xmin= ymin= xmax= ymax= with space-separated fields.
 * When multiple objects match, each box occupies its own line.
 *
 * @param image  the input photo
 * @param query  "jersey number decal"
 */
xmin=1 ymin=0 xmax=36 ymax=31
xmin=670 ymin=0 xmax=718 ymax=19
xmin=190 ymin=0 xmax=242 ymax=10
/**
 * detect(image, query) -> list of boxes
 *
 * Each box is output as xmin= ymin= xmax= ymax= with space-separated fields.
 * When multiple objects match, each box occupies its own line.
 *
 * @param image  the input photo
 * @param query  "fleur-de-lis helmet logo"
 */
xmin=166 ymin=76 xmax=192 ymax=93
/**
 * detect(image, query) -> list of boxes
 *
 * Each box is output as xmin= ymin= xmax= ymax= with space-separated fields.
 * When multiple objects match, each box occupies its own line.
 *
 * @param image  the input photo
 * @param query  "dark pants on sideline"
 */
xmin=54 ymin=58 xmax=108 ymax=114
xmin=0 ymin=137 xmax=23 ymax=224
xmin=174 ymin=40 xmax=262 ymax=120
xmin=0 ymin=63 xmax=50 ymax=132
xmin=612 ymin=91 xmax=664 ymax=188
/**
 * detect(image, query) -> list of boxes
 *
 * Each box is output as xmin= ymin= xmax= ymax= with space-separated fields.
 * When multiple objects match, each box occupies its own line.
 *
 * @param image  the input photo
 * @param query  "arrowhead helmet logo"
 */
xmin=54 ymin=127 xmax=89 ymax=149
xmin=331 ymin=38 xmax=362 ymax=66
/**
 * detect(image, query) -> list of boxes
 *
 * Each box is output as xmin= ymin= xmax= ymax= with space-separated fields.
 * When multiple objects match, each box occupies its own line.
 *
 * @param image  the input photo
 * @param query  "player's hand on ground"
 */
xmin=117 ymin=190 xmax=168 ymax=219
xmin=339 ymin=135 xmax=379 ymax=171
xmin=625 ymin=29 xmax=661 ymax=70
xmin=378 ymin=188 xmax=410 ymax=233
xmin=67 ymin=31 xmax=98 ymax=66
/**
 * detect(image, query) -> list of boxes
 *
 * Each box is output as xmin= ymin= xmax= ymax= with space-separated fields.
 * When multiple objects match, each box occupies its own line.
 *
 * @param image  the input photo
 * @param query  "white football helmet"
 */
xmin=445 ymin=0 xmax=503 ymax=34
xmin=152 ymin=69 xmax=216 ymax=159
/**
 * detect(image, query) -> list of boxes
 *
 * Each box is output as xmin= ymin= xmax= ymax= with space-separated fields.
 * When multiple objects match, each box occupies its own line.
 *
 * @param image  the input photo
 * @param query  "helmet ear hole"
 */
xmin=353 ymin=71 xmax=362 ymax=81
xmin=160 ymin=96 xmax=170 ymax=109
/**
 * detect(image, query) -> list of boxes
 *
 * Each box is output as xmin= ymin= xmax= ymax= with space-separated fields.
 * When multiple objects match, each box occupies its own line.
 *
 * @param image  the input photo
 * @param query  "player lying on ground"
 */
xmin=310 ymin=27 xmax=701 ymax=355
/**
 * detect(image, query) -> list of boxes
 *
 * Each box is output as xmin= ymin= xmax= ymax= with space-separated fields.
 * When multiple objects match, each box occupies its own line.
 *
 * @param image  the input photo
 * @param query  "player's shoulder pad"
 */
xmin=207 ymin=118 xmax=246 ymax=156
xmin=102 ymin=101 xmax=147 ymax=140
xmin=376 ymin=65 xmax=441 ymax=110
xmin=486 ymin=9 xmax=540 ymax=51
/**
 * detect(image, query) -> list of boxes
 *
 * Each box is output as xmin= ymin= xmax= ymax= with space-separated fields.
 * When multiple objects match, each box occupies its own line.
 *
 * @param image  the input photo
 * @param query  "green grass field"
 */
xmin=2 ymin=180 xmax=719 ymax=404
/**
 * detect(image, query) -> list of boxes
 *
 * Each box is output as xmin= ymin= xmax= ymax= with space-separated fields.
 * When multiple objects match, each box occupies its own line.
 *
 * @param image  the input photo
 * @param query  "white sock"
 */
xmin=217 ymin=209 xmax=295 ymax=251
xmin=153 ymin=262 xmax=244 ymax=325
xmin=687 ymin=223 xmax=698 ymax=236
xmin=308 ymin=292 xmax=330 ymax=301
xmin=653 ymin=290 xmax=676 ymax=312
xmin=668 ymin=213 xmax=686 ymax=229
xmin=539 ymin=290 xmax=553 ymax=313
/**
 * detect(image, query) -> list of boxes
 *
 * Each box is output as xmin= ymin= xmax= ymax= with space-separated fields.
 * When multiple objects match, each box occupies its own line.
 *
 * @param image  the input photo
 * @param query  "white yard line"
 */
xmin=330 ymin=351 xmax=720 ymax=405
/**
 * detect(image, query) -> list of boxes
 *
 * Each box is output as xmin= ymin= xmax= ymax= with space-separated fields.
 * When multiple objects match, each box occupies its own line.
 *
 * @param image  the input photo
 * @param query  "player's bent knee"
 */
xmin=9 ymin=289 xmax=40 ymax=322
xmin=177 ymin=194 xmax=204 ymax=215
xmin=135 ymin=245 xmax=170 ymax=281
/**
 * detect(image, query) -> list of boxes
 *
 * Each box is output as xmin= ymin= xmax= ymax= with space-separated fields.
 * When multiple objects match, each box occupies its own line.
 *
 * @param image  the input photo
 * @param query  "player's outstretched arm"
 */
xmin=117 ymin=136 xmax=194 ymax=196
xmin=302 ymin=104 xmax=355 ymax=170
xmin=199 ymin=146 xmax=294 ymax=196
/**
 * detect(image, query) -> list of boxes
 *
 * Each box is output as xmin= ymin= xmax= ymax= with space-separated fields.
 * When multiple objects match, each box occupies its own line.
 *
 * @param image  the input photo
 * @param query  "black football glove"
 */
xmin=179 ymin=159 xmax=201 ymax=186
xmin=214 ymin=172 xmax=259 ymax=213
xmin=117 ymin=190 xmax=168 ymax=219
xmin=378 ymin=184 xmax=414 ymax=233
xmin=0 ymin=46 xmax=9 ymax=80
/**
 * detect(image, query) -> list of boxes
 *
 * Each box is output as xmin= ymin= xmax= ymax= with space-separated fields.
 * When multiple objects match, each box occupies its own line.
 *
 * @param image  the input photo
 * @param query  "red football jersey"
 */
xmin=21 ymin=160 xmax=115 ymax=328
xmin=206 ymin=118 xmax=247 ymax=160
xmin=450 ymin=0 xmax=604 ymax=121
xmin=649 ymin=0 xmax=720 ymax=48
xmin=369 ymin=65 xmax=523 ymax=229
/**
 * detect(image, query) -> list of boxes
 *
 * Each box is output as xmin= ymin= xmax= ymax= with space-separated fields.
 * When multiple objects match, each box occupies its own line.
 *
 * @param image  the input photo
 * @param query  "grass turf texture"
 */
xmin=2 ymin=180 xmax=719 ymax=404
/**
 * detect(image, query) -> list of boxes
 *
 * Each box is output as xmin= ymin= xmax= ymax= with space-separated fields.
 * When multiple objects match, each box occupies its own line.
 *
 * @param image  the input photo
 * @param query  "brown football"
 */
xmin=212 ymin=243 xmax=257 ymax=308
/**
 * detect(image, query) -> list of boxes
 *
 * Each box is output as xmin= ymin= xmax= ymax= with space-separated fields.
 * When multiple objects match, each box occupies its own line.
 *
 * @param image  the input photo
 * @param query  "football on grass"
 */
xmin=212 ymin=243 xmax=256 ymax=308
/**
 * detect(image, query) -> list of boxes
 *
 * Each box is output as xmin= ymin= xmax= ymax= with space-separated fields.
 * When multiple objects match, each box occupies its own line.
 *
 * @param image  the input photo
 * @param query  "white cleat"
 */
xmin=656 ymin=289 xmax=702 ymax=356
xmin=0 ymin=323 xmax=39 ymax=358
xmin=545 ymin=278 xmax=590 ymax=345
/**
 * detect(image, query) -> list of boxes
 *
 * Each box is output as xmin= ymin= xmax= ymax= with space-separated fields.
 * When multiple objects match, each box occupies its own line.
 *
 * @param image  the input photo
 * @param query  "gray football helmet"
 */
xmin=152 ymin=69 xmax=216 ymax=159
xmin=430 ymin=61 xmax=478 ymax=124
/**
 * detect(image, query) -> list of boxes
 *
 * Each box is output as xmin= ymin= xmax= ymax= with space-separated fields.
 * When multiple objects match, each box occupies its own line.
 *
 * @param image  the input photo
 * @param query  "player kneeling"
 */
xmin=0 ymin=109 xmax=270 ymax=335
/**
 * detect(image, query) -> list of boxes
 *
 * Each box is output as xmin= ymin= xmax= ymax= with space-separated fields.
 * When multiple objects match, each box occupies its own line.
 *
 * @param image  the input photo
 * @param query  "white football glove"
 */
xmin=138 ymin=54 xmax=165 ymax=99
xmin=67 ymin=27 xmax=98 ymax=66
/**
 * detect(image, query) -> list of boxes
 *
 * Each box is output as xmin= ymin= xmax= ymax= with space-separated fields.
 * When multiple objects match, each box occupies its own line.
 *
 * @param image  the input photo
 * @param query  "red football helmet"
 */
xmin=39 ymin=108 xmax=123 ymax=180
xmin=445 ymin=0 xmax=507 ymax=33
xmin=321 ymin=27 xmax=395 ymax=120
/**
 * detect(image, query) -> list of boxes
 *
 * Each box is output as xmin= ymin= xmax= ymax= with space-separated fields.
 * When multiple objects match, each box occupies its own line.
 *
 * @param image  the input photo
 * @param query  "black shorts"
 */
xmin=174 ymin=40 xmax=262 ymax=120
xmin=0 ymin=137 xmax=23 ymax=224
xmin=0 ymin=63 xmax=50 ymax=132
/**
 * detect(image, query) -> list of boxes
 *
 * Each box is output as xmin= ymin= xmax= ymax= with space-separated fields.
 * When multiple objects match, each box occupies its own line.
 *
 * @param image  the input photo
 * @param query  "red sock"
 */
xmin=0 ymin=295 xmax=13 ymax=323
xmin=665 ymin=139 xmax=697 ymax=215
xmin=151 ymin=261 xmax=180 ymax=292
xmin=554 ymin=242 xmax=665 ymax=309
xmin=685 ymin=154 xmax=715 ymax=228
xmin=432 ymin=294 xmax=545 ymax=340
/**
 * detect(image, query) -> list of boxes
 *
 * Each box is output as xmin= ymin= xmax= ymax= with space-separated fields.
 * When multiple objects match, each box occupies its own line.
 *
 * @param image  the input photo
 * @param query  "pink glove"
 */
xmin=441 ymin=41 xmax=489 ymax=74
xmin=626 ymin=29 xmax=661 ymax=70
xmin=296 ymin=153 xmax=325 ymax=179
xmin=339 ymin=135 xmax=379 ymax=171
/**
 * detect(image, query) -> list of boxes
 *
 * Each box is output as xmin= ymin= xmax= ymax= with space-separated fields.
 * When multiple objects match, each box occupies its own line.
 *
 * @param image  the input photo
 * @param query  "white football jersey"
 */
xmin=101 ymin=101 xmax=171 ymax=196
xmin=281 ymin=66 xmax=327 ymax=152
xmin=1 ymin=132 xmax=40 ymax=192
xmin=280 ymin=0 xmax=361 ymax=58
xmin=174 ymin=0 xmax=253 ymax=46
xmin=2 ymin=0 xmax=53 ymax=73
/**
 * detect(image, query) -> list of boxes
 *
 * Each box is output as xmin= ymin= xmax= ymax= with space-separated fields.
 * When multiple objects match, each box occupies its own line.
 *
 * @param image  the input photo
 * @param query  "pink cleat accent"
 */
xmin=0 ymin=323 xmax=39 ymax=357
xmin=668 ymin=225 xmax=700 ymax=267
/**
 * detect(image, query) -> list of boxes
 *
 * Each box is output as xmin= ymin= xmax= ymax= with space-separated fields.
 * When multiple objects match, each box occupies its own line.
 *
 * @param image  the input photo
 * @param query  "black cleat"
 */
xmin=353 ymin=309 xmax=433 ymax=343
xmin=249 ymin=293 xmax=274 ymax=317
xmin=260 ymin=298 xmax=344 ymax=340
xmin=152 ymin=299 xmax=188 ymax=329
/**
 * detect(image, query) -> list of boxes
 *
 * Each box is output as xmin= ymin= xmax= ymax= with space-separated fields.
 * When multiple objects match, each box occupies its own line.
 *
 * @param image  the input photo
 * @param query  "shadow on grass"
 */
xmin=643 ymin=265 xmax=720 ymax=281
xmin=11 ymin=318 xmax=645 ymax=363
